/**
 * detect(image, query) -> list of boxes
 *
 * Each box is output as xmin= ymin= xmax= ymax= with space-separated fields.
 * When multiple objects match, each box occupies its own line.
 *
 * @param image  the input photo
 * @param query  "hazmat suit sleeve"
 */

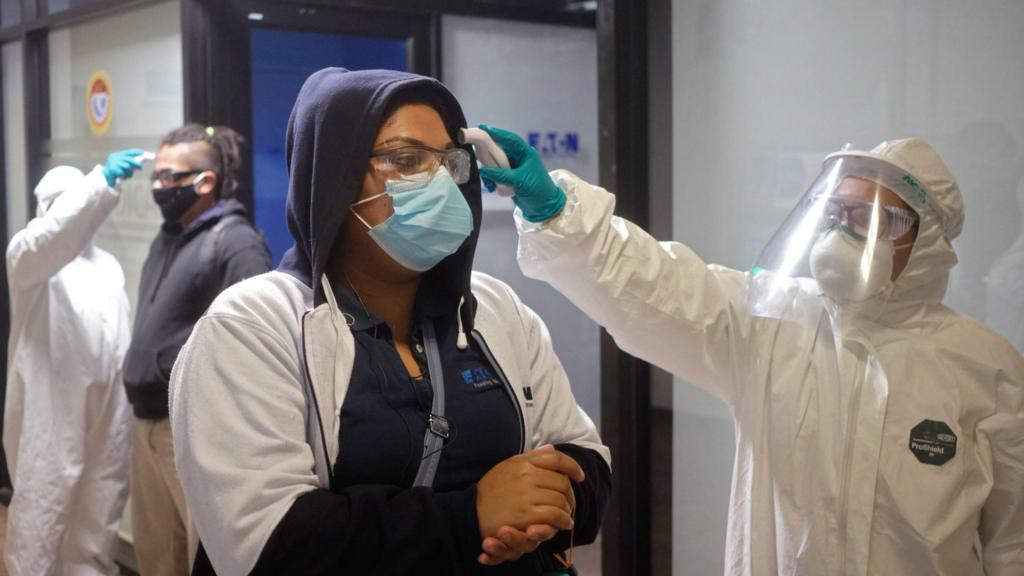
xmin=6 ymin=167 xmax=118 ymax=288
xmin=515 ymin=170 xmax=752 ymax=406
xmin=978 ymin=351 xmax=1024 ymax=575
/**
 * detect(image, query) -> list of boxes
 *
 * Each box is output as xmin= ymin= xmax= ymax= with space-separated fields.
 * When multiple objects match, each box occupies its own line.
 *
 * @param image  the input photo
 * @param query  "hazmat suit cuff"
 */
xmin=86 ymin=165 xmax=119 ymax=197
xmin=514 ymin=169 xmax=581 ymax=233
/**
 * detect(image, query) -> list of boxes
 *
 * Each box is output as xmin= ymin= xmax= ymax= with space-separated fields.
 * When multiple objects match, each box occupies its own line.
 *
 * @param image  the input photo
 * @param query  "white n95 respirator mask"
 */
xmin=809 ymin=228 xmax=893 ymax=302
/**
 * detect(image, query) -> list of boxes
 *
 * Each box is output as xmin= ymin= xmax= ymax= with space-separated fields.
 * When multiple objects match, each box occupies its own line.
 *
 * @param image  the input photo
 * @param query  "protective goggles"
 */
xmin=369 ymin=145 xmax=471 ymax=185
xmin=814 ymin=196 xmax=918 ymax=241
xmin=150 ymin=169 xmax=203 ymax=188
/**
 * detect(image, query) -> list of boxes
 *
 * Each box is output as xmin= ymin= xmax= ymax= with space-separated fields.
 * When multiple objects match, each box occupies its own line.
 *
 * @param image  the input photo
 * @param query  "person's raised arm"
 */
xmin=480 ymin=125 xmax=753 ymax=405
xmin=7 ymin=151 xmax=143 ymax=288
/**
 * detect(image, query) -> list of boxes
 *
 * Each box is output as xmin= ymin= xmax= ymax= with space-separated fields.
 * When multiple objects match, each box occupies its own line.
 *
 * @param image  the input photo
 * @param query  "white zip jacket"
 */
xmin=169 ymin=269 xmax=609 ymax=576
xmin=516 ymin=169 xmax=1024 ymax=576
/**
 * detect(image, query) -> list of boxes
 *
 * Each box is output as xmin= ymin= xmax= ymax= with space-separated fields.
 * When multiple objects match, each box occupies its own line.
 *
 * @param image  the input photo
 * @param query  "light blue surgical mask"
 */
xmin=350 ymin=167 xmax=474 ymax=272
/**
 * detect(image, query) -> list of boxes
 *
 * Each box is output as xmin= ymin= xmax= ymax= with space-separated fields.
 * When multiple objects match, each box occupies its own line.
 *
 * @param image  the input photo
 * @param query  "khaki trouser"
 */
xmin=131 ymin=417 xmax=193 ymax=576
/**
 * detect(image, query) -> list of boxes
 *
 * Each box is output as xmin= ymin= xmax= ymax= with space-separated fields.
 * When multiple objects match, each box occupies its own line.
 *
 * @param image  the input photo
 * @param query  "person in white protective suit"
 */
xmin=475 ymin=127 xmax=1024 ymax=576
xmin=4 ymin=151 xmax=144 ymax=576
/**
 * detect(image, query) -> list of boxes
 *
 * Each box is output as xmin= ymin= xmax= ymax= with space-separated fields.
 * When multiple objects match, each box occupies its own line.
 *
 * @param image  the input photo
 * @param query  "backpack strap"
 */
xmin=196 ymin=213 xmax=250 ymax=302
xmin=413 ymin=319 xmax=447 ymax=488
xmin=199 ymin=213 xmax=247 ymax=277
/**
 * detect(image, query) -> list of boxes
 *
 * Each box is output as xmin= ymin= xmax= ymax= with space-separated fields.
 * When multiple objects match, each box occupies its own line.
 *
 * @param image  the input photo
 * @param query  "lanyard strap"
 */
xmin=413 ymin=320 xmax=448 ymax=487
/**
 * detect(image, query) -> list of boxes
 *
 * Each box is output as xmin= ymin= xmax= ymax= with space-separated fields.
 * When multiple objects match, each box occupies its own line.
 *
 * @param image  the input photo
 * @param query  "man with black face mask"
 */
xmin=123 ymin=124 xmax=272 ymax=576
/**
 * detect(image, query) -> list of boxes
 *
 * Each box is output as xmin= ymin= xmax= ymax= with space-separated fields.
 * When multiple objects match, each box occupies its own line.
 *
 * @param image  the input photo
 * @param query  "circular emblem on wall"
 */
xmin=86 ymin=71 xmax=113 ymax=135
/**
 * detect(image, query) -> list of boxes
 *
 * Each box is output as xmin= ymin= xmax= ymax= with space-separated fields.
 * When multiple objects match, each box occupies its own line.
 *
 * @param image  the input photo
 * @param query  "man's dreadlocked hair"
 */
xmin=160 ymin=124 xmax=245 ymax=199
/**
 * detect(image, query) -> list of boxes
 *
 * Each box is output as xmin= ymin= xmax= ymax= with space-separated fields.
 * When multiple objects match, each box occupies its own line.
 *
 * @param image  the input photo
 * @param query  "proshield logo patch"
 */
xmin=909 ymin=419 xmax=957 ymax=466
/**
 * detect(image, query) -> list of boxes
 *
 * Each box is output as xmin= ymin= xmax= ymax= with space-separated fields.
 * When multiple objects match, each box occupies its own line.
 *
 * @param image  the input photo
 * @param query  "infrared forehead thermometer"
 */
xmin=112 ymin=151 xmax=156 ymax=186
xmin=458 ymin=127 xmax=514 ymax=197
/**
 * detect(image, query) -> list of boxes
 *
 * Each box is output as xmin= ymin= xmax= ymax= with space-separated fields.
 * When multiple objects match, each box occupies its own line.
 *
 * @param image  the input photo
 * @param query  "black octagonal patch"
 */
xmin=909 ymin=420 xmax=957 ymax=466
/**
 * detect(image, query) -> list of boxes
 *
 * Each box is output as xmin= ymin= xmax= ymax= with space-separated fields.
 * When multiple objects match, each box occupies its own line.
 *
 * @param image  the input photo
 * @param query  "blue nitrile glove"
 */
xmin=478 ymin=124 xmax=567 ymax=223
xmin=102 ymin=149 xmax=145 ymax=187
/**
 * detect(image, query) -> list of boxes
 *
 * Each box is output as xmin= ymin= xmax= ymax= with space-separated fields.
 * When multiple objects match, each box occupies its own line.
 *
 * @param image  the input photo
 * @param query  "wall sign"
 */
xmin=527 ymin=131 xmax=580 ymax=159
xmin=86 ymin=71 xmax=113 ymax=135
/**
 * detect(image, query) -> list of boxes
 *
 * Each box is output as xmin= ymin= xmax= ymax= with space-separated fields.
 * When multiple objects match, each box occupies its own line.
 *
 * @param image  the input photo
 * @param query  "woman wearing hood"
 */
xmin=169 ymin=68 xmax=610 ymax=575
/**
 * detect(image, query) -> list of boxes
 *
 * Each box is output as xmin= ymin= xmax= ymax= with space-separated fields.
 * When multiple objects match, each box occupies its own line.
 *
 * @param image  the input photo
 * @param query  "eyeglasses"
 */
xmin=151 ymin=169 xmax=202 ymax=188
xmin=818 ymin=197 xmax=918 ymax=241
xmin=369 ymin=145 xmax=471 ymax=185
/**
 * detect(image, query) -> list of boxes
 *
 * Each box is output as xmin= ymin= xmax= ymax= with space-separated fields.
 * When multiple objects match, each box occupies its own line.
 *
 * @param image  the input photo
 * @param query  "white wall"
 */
xmin=669 ymin=1 xmax=1024 ymax=573
xmin=442 ymin=15 xmax=603 ymax=429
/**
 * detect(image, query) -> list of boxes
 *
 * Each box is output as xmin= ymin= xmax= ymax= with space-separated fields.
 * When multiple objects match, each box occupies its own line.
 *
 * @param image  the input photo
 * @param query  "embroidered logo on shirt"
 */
xmin=461 ymin=365 xmax=500 ymax=391
xmin=909 ymin=419 xmax=957 ymax=466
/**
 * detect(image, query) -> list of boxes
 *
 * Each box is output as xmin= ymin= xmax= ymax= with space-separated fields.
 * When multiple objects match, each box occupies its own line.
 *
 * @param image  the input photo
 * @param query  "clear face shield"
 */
xmin=748 ymin=155 xmax=920 ymax=322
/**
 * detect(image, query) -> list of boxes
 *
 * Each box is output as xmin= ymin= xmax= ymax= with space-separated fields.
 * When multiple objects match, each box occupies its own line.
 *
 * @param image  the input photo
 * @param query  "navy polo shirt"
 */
xmin=331 ymin=284 xmax=523 ymax=493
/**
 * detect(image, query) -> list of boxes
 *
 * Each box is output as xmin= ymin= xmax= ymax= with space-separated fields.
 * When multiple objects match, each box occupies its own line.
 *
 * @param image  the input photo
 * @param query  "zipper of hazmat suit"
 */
xmin=834 ymin=308 xmax=889 ymax=576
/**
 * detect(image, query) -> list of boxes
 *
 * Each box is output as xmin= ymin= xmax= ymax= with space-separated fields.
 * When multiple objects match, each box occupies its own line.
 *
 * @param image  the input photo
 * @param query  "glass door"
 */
xmin=240 ymin=3 xmax=435 ymax=264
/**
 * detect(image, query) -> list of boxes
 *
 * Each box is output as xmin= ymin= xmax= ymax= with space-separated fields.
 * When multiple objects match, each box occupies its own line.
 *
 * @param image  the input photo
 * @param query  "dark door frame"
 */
xmin=597 ymin=1 xmax=655 ymax=574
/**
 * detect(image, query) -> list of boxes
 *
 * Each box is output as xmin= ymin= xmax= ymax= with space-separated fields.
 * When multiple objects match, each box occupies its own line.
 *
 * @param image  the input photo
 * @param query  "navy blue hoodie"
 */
xmin=277 ymin=68 xmax=481 ymax=329
xmin=189 ymin=69 xmax=610 ymax=575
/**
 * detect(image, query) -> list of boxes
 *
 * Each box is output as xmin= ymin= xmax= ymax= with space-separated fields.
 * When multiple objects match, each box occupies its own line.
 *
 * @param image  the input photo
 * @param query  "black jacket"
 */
xmin=123 ymin=199 xmax=272 ymax=419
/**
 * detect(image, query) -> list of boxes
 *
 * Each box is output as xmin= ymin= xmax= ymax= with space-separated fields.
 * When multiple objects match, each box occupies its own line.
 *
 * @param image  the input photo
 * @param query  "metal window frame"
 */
xmin=645 ymin=0 xmax=675 ymax=572
xmin=597 ymin=0 xmax=658 ymax=574
xmin=258 ymin=0 xmax=595 ymax=28
xmin=0 ymin=17 xmax=9 ymax=497
xmin=0 ymin=0 xmax=163 ymax=41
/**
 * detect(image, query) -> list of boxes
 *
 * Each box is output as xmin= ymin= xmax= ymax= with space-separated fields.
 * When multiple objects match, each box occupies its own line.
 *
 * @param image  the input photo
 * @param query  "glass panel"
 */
xmin=47 ymin=0 xmax=182 ymax=314
xmin=249 ymin=27 xmax=407 ymax=266
xmin=442 ymin=14 xmax=602 ymax=573
xmin=4 ymin=40 xmax=27 ymax=240
xmin=668 ymin=1 xmax=1024 ymax=573
xmin=2 ymin=0 xmax=22 ymax=29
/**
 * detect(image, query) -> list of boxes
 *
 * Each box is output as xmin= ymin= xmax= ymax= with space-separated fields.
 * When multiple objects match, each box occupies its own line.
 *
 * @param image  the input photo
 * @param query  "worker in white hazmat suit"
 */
xmin=4 ymin=151 xmax=144 ymax=576
xmin=475 ymin=127 xmax=1024 ymax=576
